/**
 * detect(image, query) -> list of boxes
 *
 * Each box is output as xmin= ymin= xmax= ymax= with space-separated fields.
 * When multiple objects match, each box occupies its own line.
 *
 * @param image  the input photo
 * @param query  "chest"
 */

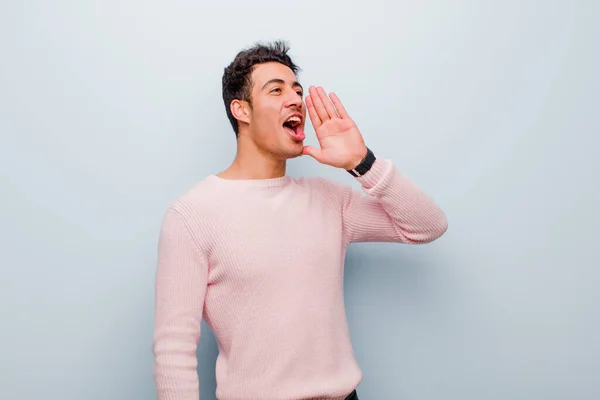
xmin=204 ymin=189 xmax=344 ymax=285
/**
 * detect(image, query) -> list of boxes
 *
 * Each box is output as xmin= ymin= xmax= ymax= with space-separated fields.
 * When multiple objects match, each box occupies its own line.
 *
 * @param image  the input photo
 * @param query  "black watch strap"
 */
xmin=347 ymin=147 xmax=376 ymax=177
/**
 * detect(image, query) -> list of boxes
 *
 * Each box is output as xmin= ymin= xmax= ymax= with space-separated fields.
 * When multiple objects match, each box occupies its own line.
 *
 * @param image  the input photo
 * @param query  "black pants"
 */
xmin=344 ymin=389 xmax=359 ymax=400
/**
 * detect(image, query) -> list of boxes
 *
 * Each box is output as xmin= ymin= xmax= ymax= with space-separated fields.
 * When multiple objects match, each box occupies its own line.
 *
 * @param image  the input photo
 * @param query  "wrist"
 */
xmin=343 ymin=147 xmax=368 ymax=171
xmin=346 ymin=147 xmax=376 ymax=177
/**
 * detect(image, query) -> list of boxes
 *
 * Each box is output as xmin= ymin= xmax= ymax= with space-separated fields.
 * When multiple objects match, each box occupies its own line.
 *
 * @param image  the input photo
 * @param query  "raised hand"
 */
xmin=302 ymin=86 xmax=368 ymax=170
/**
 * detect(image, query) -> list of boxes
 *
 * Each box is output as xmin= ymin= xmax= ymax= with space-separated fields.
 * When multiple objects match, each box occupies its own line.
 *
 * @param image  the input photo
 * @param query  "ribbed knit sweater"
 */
xmin=152 ymin=157 xmax=447 ymax=400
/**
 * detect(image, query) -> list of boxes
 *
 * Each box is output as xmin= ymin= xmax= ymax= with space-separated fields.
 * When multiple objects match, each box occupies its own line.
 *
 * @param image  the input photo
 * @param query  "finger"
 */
xmin=302 ymin=145 xmax=323 ymax=162
xmin=316 ymin=86 xmax=339 ymax=119
xmin=329 ymin=92 xmax=350 ymax=119
xmin=309 ymin=86 xmax=330 ymax=122
xmin=305 ymin=95 xmax=322 ymax=128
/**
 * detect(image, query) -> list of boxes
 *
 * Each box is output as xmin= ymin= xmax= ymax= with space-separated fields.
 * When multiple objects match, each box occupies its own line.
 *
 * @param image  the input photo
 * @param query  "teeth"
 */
xmin=286 ymin=116 xmax=301 ymax=123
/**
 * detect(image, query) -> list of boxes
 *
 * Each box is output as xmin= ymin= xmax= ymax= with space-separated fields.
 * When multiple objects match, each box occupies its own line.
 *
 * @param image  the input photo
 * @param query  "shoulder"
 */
xmin=157 ymin=175 xmax=233 ymax=253
xmin=167 ymin=177 xmax=218 ymax=215
xmin=159 ymin=176 xmax=226 ymax=233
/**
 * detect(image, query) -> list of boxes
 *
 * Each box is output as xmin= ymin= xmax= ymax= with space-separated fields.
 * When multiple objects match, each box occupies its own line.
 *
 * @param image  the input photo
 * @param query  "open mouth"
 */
xmin=282 ymin=115 xmax=305 ymax=141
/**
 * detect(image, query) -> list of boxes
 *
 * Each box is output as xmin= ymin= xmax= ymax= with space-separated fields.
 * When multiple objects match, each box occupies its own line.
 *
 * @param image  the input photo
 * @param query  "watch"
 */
xmin=347 ymin=147 xmax=376 ymax=177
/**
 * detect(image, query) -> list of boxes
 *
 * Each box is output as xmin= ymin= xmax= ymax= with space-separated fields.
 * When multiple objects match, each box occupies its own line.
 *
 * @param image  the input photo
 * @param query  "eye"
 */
xmin=270 ymin=87 xmax=282 ymax=94
xmin=296 ymin=90 xmax=303 ymax=96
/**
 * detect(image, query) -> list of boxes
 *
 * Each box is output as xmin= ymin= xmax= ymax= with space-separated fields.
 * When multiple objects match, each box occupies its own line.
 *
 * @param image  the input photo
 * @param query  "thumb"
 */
xmin=302 ymin=145 xmax=323 ymax=162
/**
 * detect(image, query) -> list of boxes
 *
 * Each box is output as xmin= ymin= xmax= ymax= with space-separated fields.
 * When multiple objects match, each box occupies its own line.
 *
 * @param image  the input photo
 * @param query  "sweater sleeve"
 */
xmin=153 ymin=206 xmax=209 ymax=400
xmin=339 ymin=158 xmax=448 ymax=244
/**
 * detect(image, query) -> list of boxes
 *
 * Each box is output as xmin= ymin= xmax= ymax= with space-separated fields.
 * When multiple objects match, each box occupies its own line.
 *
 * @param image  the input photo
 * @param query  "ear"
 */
xmin=230 ymin=99 xmax=251 ymax=125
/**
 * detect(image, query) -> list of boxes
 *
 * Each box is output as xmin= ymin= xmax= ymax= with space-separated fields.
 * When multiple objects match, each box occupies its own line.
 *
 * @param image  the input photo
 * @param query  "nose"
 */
xmin=284 ymin=89 xmax=303 ymax=109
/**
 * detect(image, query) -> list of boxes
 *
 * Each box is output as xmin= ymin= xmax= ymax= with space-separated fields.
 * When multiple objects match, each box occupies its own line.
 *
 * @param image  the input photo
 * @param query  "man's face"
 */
xmin=244 ymin=62 xmax=307 ymax=158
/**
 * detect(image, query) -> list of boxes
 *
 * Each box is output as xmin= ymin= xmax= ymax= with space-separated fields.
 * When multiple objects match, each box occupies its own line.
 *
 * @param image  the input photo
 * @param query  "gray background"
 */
xmin=1 ymin=1 xmax=598 ymax=399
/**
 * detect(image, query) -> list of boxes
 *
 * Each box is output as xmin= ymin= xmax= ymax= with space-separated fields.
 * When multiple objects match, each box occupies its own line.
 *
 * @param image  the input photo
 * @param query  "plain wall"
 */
xmin=1 ymin=1 xmax=598 ymax=399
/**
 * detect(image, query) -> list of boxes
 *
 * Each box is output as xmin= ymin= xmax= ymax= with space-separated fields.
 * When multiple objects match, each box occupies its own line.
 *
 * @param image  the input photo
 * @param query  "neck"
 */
xmin=218 ymin=135 xmax=286 ymax=180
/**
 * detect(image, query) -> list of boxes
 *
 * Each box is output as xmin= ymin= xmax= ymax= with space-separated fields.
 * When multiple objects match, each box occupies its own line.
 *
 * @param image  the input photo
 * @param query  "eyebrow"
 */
xmin=261 ymin=78 xmax=303 ymax=92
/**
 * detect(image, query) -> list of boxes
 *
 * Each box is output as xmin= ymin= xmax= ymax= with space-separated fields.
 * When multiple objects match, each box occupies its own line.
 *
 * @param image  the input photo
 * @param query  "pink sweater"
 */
xmin=153 ymin=158 xmax=447 ymax=400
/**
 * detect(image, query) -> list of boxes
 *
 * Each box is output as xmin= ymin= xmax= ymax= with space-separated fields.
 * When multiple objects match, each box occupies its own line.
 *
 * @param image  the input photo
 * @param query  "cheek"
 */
xmin=257 ymin=112 xmax=280 ymax=130
xmin=253 ymin=103 xmax=279 ymax=123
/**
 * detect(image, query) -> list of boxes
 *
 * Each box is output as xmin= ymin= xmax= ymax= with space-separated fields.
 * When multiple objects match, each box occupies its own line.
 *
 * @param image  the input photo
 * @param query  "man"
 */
xmin=153 ymin=41 xmax=447 ymax=400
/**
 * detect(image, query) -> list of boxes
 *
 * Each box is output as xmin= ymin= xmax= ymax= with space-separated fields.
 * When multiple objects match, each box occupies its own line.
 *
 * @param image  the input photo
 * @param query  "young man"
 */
xmin=153 ymin=41 xmax=448 ymax=400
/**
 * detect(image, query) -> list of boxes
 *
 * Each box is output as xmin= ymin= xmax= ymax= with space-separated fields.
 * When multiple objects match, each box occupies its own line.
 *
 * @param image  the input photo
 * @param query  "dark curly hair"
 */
xmin=222 ymin=40 xmax=301 ymax=137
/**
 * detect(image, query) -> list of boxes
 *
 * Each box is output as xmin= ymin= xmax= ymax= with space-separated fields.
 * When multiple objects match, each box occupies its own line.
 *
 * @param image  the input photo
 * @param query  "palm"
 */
xmin=302 ymin=86 xmax=367 ymax=170
xmin=314 ymin=119 xmax=360 ymax=167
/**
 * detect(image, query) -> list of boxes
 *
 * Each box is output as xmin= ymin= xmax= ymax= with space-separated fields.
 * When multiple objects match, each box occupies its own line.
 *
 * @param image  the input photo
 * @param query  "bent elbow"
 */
xmin=425 ymin=213 xmax=448 ymax=242
xmin=431 ymin=216 xmax=448 ymax=241
xmin=405 ymin=213 xmax=448 ymax=244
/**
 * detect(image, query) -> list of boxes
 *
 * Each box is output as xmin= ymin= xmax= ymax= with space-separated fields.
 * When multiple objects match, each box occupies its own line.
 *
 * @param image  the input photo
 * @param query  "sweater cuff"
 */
xmin=354 ymin=157 xmax=392 ymax=190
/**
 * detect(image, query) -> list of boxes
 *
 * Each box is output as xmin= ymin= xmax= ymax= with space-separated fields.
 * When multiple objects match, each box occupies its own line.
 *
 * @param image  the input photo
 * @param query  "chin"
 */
xmin=274 ymin=141 xmax=303 ymax=160
xmin=290 ymin=148 xmax=304 ymax=159
xmin=280 ymin=146 xmax=303 ymax=159
xmin=277 ymin=129 xmax=303 ymax=157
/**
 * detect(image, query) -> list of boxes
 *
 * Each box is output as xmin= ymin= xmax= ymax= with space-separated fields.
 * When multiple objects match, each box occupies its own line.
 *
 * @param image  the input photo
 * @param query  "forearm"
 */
xmin=343 ymin=158 xmax=448 ymax=244
xmin=154 ymin=327 xmax=201 ymax=400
